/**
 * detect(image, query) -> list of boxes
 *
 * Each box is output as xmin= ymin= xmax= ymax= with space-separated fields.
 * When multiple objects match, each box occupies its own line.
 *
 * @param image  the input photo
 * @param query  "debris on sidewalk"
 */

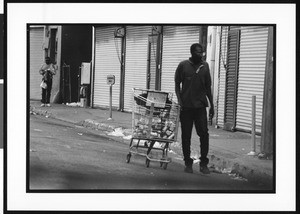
xmin=232 ymin=176 xmax=248 ymax=182
xmin=123 ymin=135 xmax=132 ymax=140
xmin=107 ymin=127 xmax=125 ymax=137
xmin=208 ymin=165 xmax=248 ymax=181
xmin=30 ymin=105 xmax=52 ymax=118
xmin=65 ymin=102 xmax=81 ymax=107
xmin=258 ymin=152 xmax=273 ymax=160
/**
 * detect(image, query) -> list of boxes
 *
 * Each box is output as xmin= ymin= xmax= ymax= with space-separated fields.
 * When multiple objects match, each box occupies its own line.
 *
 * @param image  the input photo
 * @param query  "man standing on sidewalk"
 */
xmin=175 ymin=43 xmax=214 ymax=174
xmin=39 ymin=57 xmax=57 ymax=107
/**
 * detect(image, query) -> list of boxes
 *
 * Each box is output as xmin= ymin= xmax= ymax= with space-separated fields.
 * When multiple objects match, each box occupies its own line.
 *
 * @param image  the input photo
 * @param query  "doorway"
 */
xmin=147 ymin=29 xmax=162 ymax=91
xmin=223 ymin=29 xmax=240 ymax=131
xmin=49 ymin=28 xmax=57 ymax=63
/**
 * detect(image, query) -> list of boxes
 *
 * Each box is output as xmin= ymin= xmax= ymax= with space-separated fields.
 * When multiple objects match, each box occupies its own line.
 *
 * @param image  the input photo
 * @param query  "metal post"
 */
xmin=248 ymin=95 xmax=256 ymax=156
xmin=108 ymin=84 xmax=113 ymax=120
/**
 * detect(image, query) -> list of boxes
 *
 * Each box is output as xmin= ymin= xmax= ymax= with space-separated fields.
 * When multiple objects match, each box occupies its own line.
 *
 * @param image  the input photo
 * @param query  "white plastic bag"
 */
xmin=40 ymin=80 xmax=47 ymax=89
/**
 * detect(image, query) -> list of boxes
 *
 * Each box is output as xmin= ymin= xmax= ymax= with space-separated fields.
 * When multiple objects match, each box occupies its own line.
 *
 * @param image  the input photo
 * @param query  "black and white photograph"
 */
xmin=28 ymin=23 xmax=275 ymax=192
xmin=5 ymin=2 xmax=296 ymax=212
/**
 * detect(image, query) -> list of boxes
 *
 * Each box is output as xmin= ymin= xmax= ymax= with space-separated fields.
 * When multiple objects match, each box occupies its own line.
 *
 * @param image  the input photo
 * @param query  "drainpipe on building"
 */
xmin=210 ymin=26 xmax=217 ymax=100
xmin=90 ymin=26 xmax=96 ymax=108
xmin=52 ymin=26 xmax=62 ymax=104
xmin=119 ymin=26 xmax=126 ymax=112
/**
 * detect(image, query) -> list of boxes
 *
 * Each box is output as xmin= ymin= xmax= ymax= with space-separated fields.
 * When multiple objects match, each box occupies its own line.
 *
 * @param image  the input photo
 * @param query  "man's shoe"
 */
xmin=200 ymin=166 xmax=210 ymax=174
xmin=184 ymin=166 xmax=193 ymax=173
xmin=40 ymin=103 xmax=45 ymax=107
xmin=46 ymin=103 xmax=51 ymax=107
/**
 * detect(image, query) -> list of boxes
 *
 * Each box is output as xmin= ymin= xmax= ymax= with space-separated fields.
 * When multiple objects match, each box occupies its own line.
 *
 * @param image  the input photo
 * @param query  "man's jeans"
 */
xmin=41 ymin=79 xmax=52 ymax=104
xmin=180 ymin=107 xmax=209 ymax=167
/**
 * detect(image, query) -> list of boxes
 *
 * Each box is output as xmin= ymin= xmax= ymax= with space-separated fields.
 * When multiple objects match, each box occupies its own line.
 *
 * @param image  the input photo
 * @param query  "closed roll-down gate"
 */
xmin=161 ymin=26 xmax=200 ymax=102
xmin=30 ymin=27 xmax=44 ymax=100
xmin=217 ymin=26 xmax=268 ymax=133
xmin=123 ymin=26 xmax=152 ymax=112
xmin=94 ymin=26 xmax=121 ymax=108
xmin=236 ymin=26 xmax=268 ymax=133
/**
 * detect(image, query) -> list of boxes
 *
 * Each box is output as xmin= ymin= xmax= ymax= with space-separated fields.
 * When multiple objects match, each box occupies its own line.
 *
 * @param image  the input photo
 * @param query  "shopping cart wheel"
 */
xmin=126 ymin=154 xmax=131 ymax=163
xmin=146 ymin=159 xmax=150 ymax=167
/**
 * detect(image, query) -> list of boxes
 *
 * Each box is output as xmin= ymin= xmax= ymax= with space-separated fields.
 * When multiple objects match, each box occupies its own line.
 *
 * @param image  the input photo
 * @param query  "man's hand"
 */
xmin=39 ymin=69 xmax=45 ymax=75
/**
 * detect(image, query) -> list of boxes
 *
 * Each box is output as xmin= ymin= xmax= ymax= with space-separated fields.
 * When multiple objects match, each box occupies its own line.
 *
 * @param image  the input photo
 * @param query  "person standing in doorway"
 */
xmin=39 ymin=57 xmax=57 ymax=107
xmin=175 ymin=43 xmax=214 ymax=174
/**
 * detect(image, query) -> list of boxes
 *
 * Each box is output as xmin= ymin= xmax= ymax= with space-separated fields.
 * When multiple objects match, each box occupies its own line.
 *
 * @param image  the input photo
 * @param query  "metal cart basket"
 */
xmin=126 ymin=88 xmax=180 ymax=169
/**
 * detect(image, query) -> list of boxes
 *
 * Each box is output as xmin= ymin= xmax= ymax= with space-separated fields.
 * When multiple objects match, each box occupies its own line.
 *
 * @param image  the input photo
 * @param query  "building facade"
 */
xmin=29 ymin=24 xmax=274 ymax=137
xmin=92 ymin=25 xmax=208 ymax=112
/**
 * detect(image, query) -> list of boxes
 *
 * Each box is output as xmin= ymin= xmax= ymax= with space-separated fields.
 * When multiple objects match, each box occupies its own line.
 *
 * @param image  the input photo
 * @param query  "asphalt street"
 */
xmin=29 ymin=114 xmax=269 ymax=192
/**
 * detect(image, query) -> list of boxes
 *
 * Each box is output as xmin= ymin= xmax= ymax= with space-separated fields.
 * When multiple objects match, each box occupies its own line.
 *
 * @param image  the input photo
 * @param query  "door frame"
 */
xmin=146 ymin=26 xmax=162 ymax=91
xmin=223 ymin=28 xmax=240 ymax=131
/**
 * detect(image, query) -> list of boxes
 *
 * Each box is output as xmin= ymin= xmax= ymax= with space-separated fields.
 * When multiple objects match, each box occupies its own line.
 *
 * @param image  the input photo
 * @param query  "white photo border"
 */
xmin=6 ymin=3 xmax=296 ymax=211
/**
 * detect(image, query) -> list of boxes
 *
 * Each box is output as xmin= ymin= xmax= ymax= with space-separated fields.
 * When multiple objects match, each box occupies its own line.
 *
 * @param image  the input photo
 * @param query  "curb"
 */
xmin=80 ymin=119 xmax=115 ymax=132
xmin=30 ymin=106 xmax=53 ymax=118
xmin=208 ymin=154 xmax=273 ymax=188
xmin=30 ymin=106 xmax=273 ymax=189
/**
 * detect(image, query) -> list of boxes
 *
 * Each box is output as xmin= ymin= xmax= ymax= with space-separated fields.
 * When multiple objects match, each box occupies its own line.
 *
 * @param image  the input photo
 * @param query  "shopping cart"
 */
xmin=126 ymin=88 xmax=180 ymax=169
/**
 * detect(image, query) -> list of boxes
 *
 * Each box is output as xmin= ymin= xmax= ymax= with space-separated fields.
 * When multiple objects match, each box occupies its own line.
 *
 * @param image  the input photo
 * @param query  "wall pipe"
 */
xmin=248 ymin=95 xmax=257 ymax=156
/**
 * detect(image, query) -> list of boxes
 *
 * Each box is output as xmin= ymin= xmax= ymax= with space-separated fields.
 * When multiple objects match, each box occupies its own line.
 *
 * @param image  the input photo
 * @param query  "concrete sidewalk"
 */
xmin=29 ymin=100 xmax=274 ymax=189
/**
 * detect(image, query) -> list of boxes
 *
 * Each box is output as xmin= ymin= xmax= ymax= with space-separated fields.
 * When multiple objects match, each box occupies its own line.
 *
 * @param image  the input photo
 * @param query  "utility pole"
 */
xmin=260 ymin=26 xmax=274 ymax=158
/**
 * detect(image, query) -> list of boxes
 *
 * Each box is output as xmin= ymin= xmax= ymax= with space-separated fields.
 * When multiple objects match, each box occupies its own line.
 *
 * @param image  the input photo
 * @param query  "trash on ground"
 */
xmin=247 ymin=151 xmax=257 ymax=156
xmin=123 ymin=135 xmax=132 ymax=140
xmin=66 ymin=102 xmax=81 ymax=107
xmin=168 ymin=149 xmax=176 ymax=154
xmin=258 ymin=153 xmax=270 ymax=160
xmin=232 ymin=176 xmax=248 ymax=182
xmin=208 ymin=166 xmax=222 ymax=174
xmin=193 ymin=159 xmax=200 ymax=164
xmin=107 ymin=127 xmax=125 ymax=137
xmin=221 ymin=168 xmax=232 ymax=174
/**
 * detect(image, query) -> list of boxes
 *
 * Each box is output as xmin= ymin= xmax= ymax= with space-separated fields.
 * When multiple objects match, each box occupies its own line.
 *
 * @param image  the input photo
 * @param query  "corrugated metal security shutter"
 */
xmin=216 ymin=26 xmax=229 ymax=127
xmin=123 ymin=25 xmax=152 ymax=111
xmin=161 ymin=26 xmax=200 ymax=102
xmin=94 ymin=26 xmax=121 ymax=108
xmin=223 ymin=29 xmax=240 ymax=131
xmin=236 ymin=26 xmax=268 ymax=133
xmin=30 ymin=27 xmax=44 ymax=100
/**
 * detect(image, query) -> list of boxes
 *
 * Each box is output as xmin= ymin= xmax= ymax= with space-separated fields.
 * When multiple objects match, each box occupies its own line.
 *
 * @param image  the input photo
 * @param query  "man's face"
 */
xmin=45 ymin=58 xmax=50 ymax=64
xmin=191 ymin=46 xmax=203 ymax=63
